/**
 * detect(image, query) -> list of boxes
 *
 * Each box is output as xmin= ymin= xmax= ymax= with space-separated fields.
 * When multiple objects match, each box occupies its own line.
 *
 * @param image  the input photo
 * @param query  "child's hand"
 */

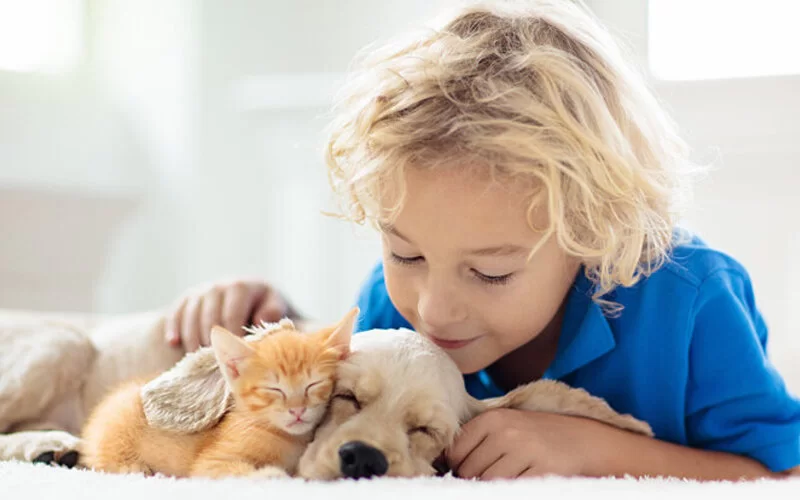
xmin=164 ymin=280 xmax=291 ymax=352
xmin=446 ymin=408 xmax=604 ymax=480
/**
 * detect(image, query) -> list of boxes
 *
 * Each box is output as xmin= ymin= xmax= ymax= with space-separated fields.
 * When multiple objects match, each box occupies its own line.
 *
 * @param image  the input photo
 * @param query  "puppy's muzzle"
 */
xmin=338 ymin=441 xmax=388 ymax=479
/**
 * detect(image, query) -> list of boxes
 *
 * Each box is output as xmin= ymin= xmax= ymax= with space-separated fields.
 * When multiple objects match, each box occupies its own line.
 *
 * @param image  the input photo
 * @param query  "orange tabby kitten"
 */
xmin=79 ymin=307 xmax=356 ymax=478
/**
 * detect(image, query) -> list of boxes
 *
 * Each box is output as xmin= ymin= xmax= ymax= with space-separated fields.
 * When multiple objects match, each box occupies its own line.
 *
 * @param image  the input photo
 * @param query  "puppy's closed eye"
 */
xmin=333 ymin=391 xmax=361 ymax=411
xmin=409 ymin=425 xmax=445 ymax=445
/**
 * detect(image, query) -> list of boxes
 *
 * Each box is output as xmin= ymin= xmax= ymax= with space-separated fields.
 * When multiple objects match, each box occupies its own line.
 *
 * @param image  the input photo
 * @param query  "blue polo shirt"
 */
xmin=353 ymin=235 xmax=800 ymax=473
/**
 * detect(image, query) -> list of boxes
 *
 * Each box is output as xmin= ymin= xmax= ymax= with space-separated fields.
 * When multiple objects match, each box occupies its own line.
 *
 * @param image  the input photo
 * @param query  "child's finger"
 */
xmin=445 ymin=414 xmax=492 ymax=473
xmin=453 ymin=431 xmax=506 ymax=479
xmin=517 ymin=465 xmax=543 ymax=478
xmin=478 ymin=453 xmax=529 ymax=481
xmin=181 ymin=295 xmax=203 ymax=352
xmin=165 ymin=299 xmax=186 ymax=346
xmin=200 ymin=288 xmax=223 ymax=347
xmin=221 ymin=283 xmax=252 ymax=336
xmin=252 ymin=291 xmax=287 ymax=325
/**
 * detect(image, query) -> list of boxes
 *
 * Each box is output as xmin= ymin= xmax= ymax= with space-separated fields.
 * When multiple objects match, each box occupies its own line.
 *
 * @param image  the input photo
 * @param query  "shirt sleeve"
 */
xmin=685 ymin=268 xmax=800 ymax=472
xmin=353 ymin=261 xmax=412 ymax=333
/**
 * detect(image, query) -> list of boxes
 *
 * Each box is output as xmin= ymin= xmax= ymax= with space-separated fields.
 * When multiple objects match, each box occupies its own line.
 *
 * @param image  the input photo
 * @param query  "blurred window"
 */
xmin=0 ymin=0 xmax=84 ymax=73
xmin=649 ymin=0 xmax=800 ymax=80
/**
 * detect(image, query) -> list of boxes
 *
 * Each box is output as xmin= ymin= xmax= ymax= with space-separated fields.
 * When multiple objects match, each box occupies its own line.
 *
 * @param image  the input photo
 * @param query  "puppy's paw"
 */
xmin=250 ymin=466 xmax=290 ymax=479
xmin=0 ymin=430 xmax=81 ymax=466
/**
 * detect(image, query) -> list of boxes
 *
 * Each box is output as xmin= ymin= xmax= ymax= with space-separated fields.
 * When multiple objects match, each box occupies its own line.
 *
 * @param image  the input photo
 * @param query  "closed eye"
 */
xmin=389 ymin=253 xmax=423 ymax=266
xmin=263 ymin=386 xmax=286 ymax=398
xmin=304 ymin=380 xmax=325 ymax=396
xmin=409 ymin=426 xmax=434 ymax=437
xmin=333 ymin=391 xmax=361 ymax=410
xmin=472 ymin=270 xmax=514 ymax=285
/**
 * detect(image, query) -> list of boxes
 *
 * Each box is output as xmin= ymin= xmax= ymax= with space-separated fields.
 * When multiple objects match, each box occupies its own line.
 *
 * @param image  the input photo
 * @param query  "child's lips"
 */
xmin=428 ymin=335 xmax=480 ymax=350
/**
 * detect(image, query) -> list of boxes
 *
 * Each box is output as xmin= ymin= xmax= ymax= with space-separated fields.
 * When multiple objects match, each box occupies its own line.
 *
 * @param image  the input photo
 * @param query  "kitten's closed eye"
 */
xmin=263 ymin=387 xmax=286 ymax=399
xmin=332 ymin=391 xmax=361 ymax=410
xmin=304 ymin=380 xmax=325 ymax=396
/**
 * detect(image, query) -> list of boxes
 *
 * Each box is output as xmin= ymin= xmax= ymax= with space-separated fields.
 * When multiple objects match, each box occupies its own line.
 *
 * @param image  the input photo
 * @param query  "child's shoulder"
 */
xmin=610 ymin=228 xmax=760 ymax=324
xmin=653 ymin=230 xmax=753 ymax=291
xmin=606 ymin=229 xmax=768 ymax=361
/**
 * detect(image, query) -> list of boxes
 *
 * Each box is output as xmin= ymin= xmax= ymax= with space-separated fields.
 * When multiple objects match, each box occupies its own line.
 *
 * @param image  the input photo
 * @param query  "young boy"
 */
xmin=164 ymin=0 xmax=800 ymax=481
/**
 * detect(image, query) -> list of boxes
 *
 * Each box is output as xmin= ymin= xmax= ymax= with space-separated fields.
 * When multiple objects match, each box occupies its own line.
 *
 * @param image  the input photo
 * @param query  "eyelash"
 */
xmin=389 ymin=253 xmax=514 ymax=286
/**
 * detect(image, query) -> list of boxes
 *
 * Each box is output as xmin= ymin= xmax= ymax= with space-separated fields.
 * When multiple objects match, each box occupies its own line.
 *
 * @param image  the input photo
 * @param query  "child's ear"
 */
xmin=325 ymin=307 xmax=358 ymax=359
xmin=210 ymin=325 xmax=256 ymax=383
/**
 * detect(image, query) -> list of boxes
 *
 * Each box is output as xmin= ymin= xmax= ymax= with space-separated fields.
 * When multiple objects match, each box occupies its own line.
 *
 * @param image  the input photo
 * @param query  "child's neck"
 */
xmin=485 ymin=299 xmax=566 ymax=392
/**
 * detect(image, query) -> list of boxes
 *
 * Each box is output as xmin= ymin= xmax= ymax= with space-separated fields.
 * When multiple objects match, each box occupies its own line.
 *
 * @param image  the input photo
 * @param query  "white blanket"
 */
xmin=2 ymin=461 xmax=799 ymax=500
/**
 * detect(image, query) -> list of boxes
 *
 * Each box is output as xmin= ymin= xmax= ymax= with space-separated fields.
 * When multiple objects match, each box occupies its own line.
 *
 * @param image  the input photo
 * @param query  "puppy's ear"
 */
xmin=141 ymin=346 xmax=231 ymax=433
xmin=467 ymin=380 xmax=654 ymax=437
xmin=463 ymin=395 xmax=489 ymax=422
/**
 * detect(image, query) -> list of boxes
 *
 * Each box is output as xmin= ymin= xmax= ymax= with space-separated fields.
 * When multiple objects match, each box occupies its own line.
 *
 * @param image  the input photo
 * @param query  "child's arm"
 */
xmin=586 ymin=418 xmax=800 ymax=480
xmin=447 ymin=408 xmax=798 ymax=481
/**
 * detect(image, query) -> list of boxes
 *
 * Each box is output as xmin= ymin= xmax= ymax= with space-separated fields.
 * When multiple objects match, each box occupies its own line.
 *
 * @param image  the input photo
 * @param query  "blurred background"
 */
xmin=0 ymin=0 xmax=798 ymax=390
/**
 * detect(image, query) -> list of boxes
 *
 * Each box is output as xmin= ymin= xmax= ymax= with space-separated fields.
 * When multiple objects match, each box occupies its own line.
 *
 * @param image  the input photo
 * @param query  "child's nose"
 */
xmin=417 ymin=280 xmax=467 ymax=327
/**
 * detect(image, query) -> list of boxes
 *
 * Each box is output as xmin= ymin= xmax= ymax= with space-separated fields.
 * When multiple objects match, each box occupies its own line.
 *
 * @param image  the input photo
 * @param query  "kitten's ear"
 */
xmin=210 ymin=325 xmax=256 ymax=383
xmin=324 ymin=307 xmax=358 ymax=359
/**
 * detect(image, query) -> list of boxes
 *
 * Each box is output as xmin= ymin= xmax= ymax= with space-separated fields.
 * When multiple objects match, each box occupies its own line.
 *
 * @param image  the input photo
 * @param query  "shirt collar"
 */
xmin=544 ymin=270 xmax=616 ymax=380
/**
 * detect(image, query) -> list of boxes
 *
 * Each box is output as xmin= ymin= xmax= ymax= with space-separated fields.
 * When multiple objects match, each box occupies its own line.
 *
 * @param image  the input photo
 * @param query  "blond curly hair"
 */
xmin=325 ymin=0 xmax=696 ymax=307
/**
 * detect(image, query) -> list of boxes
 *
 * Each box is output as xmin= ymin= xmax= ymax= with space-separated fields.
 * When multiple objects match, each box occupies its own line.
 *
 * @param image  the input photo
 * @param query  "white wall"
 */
xmin=1 ymin=0 xmax=798 ymax=390
xmin=157 ymin=0 xmax=457 ymax=322
xmin=0 ymin=0 xmax=455 ymax=320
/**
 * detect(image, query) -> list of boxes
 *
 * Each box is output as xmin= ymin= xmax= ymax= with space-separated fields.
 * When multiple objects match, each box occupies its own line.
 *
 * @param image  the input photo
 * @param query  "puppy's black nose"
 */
xmin=338 ymin=441 xmax=388 ymax=479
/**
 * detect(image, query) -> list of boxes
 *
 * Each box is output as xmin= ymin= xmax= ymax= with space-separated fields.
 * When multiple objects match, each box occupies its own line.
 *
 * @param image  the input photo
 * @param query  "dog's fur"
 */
xmin=0 ymin=309 xmax=184 ymax=462
xmin=0 ymin=308 xmax=651 ymax=476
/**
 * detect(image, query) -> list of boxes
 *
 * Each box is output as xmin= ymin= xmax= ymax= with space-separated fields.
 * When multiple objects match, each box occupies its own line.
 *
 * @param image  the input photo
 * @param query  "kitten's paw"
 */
xmin=0 ymin=430 xmax=81 ymax=466
xmin=250 ymin=466 xmax=290 ymax=479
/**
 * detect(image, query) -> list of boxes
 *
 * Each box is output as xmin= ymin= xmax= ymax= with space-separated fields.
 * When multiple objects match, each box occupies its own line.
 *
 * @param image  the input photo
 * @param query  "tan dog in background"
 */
xmin=0 ymin=309 xmax=185 ymax=464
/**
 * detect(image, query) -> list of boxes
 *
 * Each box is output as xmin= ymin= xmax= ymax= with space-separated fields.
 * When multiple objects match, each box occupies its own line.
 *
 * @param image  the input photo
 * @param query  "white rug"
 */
xmin=2 ymin=461 xmax=799 ymax=500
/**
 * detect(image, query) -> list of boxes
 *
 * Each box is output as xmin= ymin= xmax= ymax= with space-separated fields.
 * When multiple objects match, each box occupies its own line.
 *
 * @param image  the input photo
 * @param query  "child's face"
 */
xmin=381 ymin=167 xmax=580 ymax=374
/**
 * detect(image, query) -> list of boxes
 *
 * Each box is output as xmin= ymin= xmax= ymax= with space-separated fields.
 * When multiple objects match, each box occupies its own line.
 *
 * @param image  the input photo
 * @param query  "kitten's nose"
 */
xmin=338 ymin=441 xmax=388 ymax=479
xmin=289 ymin=407 xmax=306 ymax=418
